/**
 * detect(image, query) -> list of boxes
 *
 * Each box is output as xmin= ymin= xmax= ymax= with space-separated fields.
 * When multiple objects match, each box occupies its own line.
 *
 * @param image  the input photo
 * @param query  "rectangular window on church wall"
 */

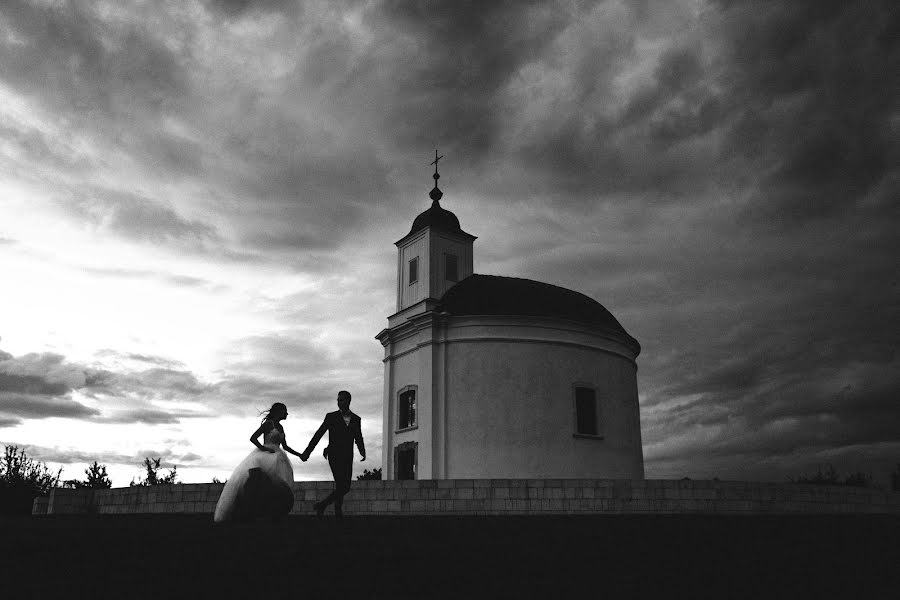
xmin=399 ymin=388 xmax=416 ymax=429
xmin=409 ymin=257 xmax=418 ymax=284
xmin=445 ymin=254 xmax=458 ymax=282
xmin=575 ymin=387 xmax=598 ymax=436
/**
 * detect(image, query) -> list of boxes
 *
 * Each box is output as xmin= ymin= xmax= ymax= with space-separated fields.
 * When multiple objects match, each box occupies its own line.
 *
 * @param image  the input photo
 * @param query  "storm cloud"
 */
xmin=1 ymin=0 xmax=897 ymax=484
xmin=0 ymin=350 xmax=210 ymax=425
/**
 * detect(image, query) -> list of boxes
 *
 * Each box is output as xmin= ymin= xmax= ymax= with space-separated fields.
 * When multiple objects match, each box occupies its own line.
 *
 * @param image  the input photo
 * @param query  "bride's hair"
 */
xmin=260 ymin=402 xmax=287 ymax=424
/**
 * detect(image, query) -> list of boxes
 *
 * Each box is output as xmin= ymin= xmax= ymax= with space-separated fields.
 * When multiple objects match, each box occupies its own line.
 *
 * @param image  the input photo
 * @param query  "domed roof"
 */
xmin=438 ymin=274 xmax=640 ymax=353
xmin=408 ymin=198 xmax=464 ymax=236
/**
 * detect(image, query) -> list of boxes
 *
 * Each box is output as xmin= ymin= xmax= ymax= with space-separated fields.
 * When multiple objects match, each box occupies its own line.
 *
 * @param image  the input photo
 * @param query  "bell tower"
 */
xmin=393 ymin=151 xmax=476 ymax=315
xmin=377 ymin=152 xmax=477 ymax=480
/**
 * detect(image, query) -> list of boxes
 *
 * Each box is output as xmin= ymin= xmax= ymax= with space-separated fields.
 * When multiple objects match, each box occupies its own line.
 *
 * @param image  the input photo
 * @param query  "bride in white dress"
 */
xmin=214 ymin=402 xmax=306 ymax=523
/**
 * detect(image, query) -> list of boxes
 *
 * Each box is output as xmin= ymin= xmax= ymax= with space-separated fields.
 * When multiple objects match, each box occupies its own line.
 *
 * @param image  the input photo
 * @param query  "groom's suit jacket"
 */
xmin=304 ymin=410 xmax=365 ymax=461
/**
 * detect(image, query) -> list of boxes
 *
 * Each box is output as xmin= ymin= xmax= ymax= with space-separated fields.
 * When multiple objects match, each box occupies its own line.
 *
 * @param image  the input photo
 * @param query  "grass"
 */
xmin=2 ymin=514 xmax=898 ymax=598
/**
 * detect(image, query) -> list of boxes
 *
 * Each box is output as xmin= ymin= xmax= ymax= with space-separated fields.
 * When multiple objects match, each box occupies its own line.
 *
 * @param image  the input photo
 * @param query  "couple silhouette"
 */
xmin=213 ymin=391 xmax=366 ymax=523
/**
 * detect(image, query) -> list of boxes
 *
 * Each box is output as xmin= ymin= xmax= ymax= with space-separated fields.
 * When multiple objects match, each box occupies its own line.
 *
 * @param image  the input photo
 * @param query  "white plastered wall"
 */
xmin=381 ymin=315 xmax=643 ymax=480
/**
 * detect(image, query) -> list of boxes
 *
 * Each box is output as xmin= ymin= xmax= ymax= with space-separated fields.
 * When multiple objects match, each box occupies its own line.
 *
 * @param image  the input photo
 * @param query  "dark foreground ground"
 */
xmin=1 ymin=514 xmax=897 ymax=599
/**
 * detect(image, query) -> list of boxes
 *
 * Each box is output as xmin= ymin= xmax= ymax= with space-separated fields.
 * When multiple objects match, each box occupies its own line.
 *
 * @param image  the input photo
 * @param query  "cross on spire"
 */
xmin=429 ymin=149 xmax=444 ymax=202
xmin=430 ymin=149 xmax=443 ymax=175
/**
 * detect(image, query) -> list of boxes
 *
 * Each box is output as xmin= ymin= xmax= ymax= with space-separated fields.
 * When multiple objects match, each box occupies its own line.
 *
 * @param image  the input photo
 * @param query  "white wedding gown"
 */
xmin=213 ymin=426 xmax=295 ymax=523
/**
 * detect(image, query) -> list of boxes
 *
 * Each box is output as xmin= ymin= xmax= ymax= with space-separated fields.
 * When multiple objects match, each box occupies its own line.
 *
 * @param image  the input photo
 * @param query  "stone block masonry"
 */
xmin=34 ymin=479 xmax=900 ymax=516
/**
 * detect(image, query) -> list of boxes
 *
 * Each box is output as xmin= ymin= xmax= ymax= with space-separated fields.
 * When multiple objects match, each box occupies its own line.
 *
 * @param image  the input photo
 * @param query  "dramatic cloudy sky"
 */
xmin=1 ymin=0 xmax=897 ymax=486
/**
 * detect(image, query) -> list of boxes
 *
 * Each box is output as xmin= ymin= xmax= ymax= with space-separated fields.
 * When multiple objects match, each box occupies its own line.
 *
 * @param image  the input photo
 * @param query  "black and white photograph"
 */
xmin=1 ymin=0 xmax=898 ymax=597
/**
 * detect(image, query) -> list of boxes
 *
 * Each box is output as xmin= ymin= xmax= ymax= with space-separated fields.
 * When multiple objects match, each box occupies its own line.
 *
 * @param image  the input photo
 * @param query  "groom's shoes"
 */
xmin=313 ymin=501 xmax=325 ymax=517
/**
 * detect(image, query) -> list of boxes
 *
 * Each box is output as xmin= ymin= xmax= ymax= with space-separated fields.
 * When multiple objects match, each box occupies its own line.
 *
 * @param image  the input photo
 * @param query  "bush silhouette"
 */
xmin=788 ymin=464 xmax=874 ymax=488
xmin=0 ymin=445 xmax=61 ymax=514
xmin=842 ymin=471 xmax=874 ymax=488
xmin=63 ymin=461 xmax=112 ymax=489
xmin=357 ymin=467 xmax=382 ymax=480
xmin=130 ymin=457 xmax=178 ymax=486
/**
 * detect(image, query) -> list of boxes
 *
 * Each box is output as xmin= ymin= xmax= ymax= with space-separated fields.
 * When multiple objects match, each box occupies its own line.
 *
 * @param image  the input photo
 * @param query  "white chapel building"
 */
xmin=376 ymin=166 xmax=644 ymax=480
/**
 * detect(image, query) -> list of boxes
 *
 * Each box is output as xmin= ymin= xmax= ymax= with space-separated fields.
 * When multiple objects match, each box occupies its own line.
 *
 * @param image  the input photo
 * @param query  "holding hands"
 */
xmin=295 ymin=448 xmax=364 ymax=462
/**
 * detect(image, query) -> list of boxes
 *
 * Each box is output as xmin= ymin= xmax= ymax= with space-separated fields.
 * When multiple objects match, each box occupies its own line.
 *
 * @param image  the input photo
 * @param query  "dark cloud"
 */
xmin=0 ymin=392 xmax=99 ymax=420
xmin=83 ymin=367 xmax=214 ymax=419
xmin=0 ymin=122 xmax=95 ymax=174
xmin=3 ymin=443 xmax=206 ymax=469
xmin=0 ymin=350 xmax=212 ymax=425
xmin=431 ymin=0 xmax=899 ymax=213
xmin=203 ymin=0 xmax=301 ymax=18
xmin=449 ymin=2 xmax=899 ymax=485
xmin=216 ymin=129 xmax=393 ymax=255
xmin=487 ymin=5 xmax=720 ymax=199
xmin=127 ymin=369 xmax=210 ymax=398
xmin=1 ymin=0 xmax=897 ymax=485
xmin=648 ymin=376 xmax=900 ymax=453
xmin=78 ymin=266 xmax=225 ymax=292
xmin=0 ymin=1 xmax=187 ymax=119
xmin=361 ymin=0 xmax=570 ymax=164
xmin=242 ymin=231 xmax=341 ymax=253
xmin=712 ymin=0 xmax=900 ymax=225
xmin=132 ymin=448 xmax=202 ymax=466
xmin=62 ymin=187 xmax=219 ymax=247
xmin=0 ymin=337 xmax=376 ymax=430
xmin=123 ymin=353 xmax=185 ymax=368
xmin=211 ymin=373 xmax=336 ymax=414
xmin=220 ymin=334 xmax=336 ymax=380
xmin=130 ymin=448 xmax=202 ymax=465
xmin=638 ymin=290 xmax=900 ymax=481
xmin=98 ymin=408 xmax=183 ymax=425
xmin=0 ymin=352 xmax=90 ymax=396
xmin=0 ymin=1 xmax=191 ymax=199
xmin=1 ymin=444 xmax=130 ymax=466
xmin=0 ymin=373 xmax=71 ymax=396
xmin=209 ymin=369 xmax=383 ymax=427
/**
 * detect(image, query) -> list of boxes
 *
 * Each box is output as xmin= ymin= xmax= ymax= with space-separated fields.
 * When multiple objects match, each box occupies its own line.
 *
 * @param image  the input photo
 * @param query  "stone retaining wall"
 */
xmin=34 ymin=479 xmax=900 ymax=516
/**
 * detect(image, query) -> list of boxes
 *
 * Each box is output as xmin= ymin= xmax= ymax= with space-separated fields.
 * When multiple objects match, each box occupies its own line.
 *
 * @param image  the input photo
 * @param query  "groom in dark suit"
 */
xmin=300 ymin=390 xmax=366 ymax=518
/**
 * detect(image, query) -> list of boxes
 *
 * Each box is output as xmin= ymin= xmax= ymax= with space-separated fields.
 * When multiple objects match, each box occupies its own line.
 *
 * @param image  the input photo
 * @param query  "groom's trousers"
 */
xmin=322 ymin=454 xmax=352 ymax=510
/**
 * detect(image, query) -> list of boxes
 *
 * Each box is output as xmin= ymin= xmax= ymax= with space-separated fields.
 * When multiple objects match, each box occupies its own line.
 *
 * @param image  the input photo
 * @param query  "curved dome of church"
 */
xmin=408 ymin=199 xmax=464 ymax=237
xmin=439 ymin=274 xmax=640 ymax=353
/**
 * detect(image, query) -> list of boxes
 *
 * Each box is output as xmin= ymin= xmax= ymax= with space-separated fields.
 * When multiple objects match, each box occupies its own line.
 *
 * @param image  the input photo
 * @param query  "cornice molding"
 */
xmin=377 ymin=310 xmax=639 ymax=365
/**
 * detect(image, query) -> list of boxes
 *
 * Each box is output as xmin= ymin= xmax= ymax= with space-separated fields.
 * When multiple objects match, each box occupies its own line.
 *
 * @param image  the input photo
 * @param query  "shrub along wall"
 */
xmin=34 ymin=479 xmax=900 ymax=516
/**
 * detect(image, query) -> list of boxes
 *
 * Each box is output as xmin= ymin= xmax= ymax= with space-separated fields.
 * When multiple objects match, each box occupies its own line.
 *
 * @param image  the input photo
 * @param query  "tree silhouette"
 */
xmin=0 ymin=445 xmax=61 ymax=514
